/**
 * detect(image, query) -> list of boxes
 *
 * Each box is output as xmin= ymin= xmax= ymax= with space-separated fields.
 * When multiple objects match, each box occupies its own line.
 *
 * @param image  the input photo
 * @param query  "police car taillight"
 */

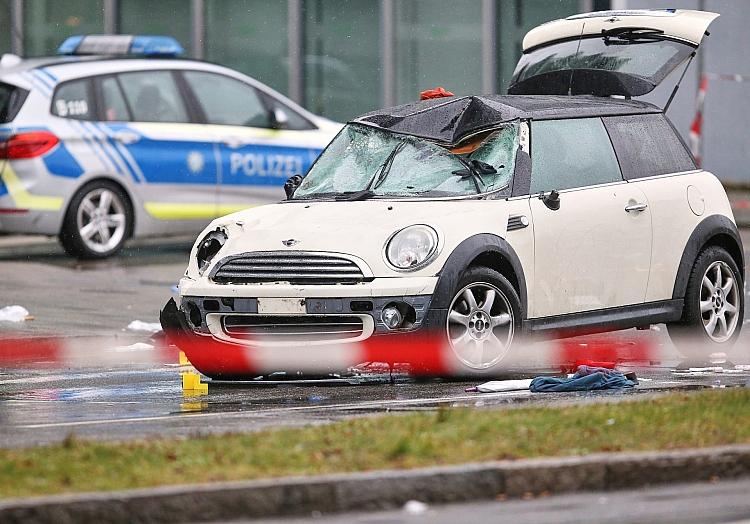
xmin=0 ymin=131 xmax=59 ymax=159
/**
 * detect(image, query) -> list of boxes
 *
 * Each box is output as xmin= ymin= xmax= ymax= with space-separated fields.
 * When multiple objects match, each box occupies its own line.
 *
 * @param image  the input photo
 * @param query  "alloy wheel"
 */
xmin=76 ymin=188 xmax=127 ymax=254
xmin=446 ymin=282 xmax=514 ymax=369
xmin=700 ymin=260 xmax=740 ymax=342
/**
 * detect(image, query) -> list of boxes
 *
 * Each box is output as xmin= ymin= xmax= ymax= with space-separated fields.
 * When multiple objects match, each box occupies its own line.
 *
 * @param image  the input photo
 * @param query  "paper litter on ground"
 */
xmin=0 ymin=305 xmax=30 ymax=322
xmin=474 ymin=379 xmax=533 ymax=393
xmin=111 ymin=342 xmax=155 ymax=353
xmin=126 ymin=320 xmax=162 ymax=333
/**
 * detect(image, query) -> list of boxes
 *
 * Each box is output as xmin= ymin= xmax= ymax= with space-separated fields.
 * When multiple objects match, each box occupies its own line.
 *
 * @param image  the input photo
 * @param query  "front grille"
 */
xmin=211 ymin=251 xmax=366 ymax=284
xmin=222 ymin=315 xmax=365 ymax=342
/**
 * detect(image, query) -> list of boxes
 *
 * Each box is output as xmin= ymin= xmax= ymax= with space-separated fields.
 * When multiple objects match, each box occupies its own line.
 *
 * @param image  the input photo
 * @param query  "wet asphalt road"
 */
xmin=253 ymin=478 xmax=750 ymax=524
xmin=0 ymin=232 xmax=748 ymax=449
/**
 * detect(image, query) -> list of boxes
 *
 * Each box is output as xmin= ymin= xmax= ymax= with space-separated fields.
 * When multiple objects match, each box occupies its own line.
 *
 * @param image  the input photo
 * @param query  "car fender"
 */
xmin=430 ymin=233 xmax=528 ymax=317
xmin=672 ymin=214 xmax=745 ymax=300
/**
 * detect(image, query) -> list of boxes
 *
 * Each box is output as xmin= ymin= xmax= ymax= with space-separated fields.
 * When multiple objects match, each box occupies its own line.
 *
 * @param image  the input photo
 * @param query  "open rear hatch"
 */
xmin=508 ymin=9 xmax=719 ymax=97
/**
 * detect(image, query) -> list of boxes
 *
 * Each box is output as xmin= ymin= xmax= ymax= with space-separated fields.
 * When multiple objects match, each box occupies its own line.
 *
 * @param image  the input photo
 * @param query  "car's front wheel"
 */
xmin=667 ymin=246 xmax=744 ymax=356
xmin=444 ymin=266 xmax=522 ymax=375
xmin=60 ymin=180 xmax=133 ymax=259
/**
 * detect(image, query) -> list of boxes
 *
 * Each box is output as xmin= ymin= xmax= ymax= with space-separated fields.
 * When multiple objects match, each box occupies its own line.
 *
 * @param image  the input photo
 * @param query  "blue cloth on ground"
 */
xmin=530 ymin=366 xmax=636 ymax=392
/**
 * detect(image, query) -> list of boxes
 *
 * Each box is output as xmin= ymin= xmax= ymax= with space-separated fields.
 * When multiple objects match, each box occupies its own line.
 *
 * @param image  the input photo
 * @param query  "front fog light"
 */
xmin=381 ymin=305 xmax=404 ymax=330
xmin=385 ymin=225 xmax=438 ymax=271
xmin=196 ymin=228 xmax=227 ymax=273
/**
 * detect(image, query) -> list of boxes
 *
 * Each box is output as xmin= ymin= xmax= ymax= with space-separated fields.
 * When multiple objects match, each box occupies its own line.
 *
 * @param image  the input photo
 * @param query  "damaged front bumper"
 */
xmin=172 ymin=276 xmax=440 ymax=347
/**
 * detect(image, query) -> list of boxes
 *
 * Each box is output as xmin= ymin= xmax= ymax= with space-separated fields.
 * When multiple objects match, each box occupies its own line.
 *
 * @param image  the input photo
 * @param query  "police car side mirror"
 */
xmin=271 ymin=108 xmax=289 ymax=130
xmin=284 ymin=174 xmax=304 ymax=199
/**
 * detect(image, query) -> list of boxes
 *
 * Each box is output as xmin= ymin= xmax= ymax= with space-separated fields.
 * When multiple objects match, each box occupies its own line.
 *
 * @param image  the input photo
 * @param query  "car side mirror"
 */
xmin=540 ymin=189 xmax=560 ymax=211
xmin=271 ymin=107 xmax=289 ymax=129
xmin=284 ymin=174 xmax=304 ymax=199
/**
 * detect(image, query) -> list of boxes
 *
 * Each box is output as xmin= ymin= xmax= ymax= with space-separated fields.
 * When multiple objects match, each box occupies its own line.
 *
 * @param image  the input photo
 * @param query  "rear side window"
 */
xmin=0 ymin=83 xmax=29 ymax=123
xmin=603 ymin=114 xmax=696 ymax=180
xmin=98 ymin=76 xmax=131 ymax=122
xmin=530 ymin=117 xmax=622 ymax=193
xmin=116 ymin=71 xmax=189 ymax=123
xmin=52 ymin=79 xmax=92 ymax=120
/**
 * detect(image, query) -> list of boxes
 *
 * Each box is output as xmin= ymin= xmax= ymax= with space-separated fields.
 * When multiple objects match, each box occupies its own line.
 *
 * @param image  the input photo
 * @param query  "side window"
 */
xmin=116 ymin=71 xmax=189 ymax=123
xmin=183 ymin=71 xmax=269 ymax=128
xmin=530 ymin=118 xmax=622 ymax=193
xmin=258 ymin=91 xmax=316 ymax=131
xmin=603 ymin=114 xmax=696 ymax=180
xmin=98 ymin=76 xmax=130 ymax=122
xmin=51 ymin=79 xmax=93 ymax=120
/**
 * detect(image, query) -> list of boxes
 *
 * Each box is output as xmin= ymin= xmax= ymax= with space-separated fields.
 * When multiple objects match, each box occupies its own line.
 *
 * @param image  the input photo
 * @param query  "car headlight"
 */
xmin=385 ymin=225 xmax=439 ymax=271
xmin=196 ymin=228 xmax=227 ymax=274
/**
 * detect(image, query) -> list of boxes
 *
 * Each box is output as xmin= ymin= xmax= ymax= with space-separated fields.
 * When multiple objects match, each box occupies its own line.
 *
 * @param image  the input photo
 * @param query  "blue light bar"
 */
xmin=57 ymin=35 xmax=184 ymax=57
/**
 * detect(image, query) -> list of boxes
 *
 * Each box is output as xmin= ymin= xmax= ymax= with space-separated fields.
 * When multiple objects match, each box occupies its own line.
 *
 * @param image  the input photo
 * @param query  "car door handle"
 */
xmin=113 ymin=131 xmax=140 ymax=145
xmin=625 ymin=202 xmax=648 ymax=213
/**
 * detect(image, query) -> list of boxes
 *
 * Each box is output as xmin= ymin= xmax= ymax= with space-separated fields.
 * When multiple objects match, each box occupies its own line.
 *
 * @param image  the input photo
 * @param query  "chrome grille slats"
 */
xmin=211 ymin=251 xmax=366 ymax=284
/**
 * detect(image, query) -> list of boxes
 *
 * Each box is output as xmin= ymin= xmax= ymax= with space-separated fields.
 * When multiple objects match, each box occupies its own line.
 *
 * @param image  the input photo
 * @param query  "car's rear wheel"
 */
xmin=667 ymin=246 xmax=744 ymax=357
xmin=60 ymin=180 xmax=133 ymax=259
xmin=444 ymin=266 xmax=522 ymax=375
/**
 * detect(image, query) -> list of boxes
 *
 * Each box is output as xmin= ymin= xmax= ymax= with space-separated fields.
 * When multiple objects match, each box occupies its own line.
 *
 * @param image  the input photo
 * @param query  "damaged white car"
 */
xmin=163 ymin=9 xmax=744 ymax=377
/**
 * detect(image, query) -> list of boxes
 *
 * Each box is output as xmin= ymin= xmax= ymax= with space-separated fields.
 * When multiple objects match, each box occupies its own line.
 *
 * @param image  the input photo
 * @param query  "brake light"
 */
xmin=0 ymin=131 xmax=59 ymax=159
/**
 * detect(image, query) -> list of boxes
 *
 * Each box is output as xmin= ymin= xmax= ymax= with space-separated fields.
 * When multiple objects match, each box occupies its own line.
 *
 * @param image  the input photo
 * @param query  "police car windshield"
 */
xmin=292 ymin=123 xmax=518 ymax=200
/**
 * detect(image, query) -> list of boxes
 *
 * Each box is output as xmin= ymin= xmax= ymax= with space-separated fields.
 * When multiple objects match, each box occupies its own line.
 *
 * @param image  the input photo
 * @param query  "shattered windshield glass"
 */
xmin=293 ymin=123 xmax=518 ymax=199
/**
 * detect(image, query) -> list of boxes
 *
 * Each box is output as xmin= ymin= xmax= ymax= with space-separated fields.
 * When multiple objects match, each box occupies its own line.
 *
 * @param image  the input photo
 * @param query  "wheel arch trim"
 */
xmin=672 ymin=214 xmax=745 ymax=300
xmin=432 ymin=233 xmax=527 ymax=317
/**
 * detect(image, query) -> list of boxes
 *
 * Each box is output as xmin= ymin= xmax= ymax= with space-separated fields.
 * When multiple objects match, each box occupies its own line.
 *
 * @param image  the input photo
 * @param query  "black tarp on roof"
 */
xmin=350 ymin=94 xmax=660 ymax=146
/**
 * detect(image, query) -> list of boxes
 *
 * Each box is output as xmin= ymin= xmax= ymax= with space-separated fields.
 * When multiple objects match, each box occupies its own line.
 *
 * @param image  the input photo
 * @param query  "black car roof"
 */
xmin=350 ymin=94 xmax=661 ymax=146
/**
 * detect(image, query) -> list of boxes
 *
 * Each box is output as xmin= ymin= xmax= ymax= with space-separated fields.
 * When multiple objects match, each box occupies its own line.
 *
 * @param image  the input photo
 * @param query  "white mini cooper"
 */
xmin=164 ymin=9 xmax=744 ymax=377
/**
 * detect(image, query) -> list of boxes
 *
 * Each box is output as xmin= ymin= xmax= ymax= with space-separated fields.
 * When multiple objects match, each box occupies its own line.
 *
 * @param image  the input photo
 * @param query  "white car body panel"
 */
xmin=182 ymin=198 xmax=535 ymax=298
xmin=529 ymin=181 xmax=651 ymax=317
xmin=631 ymin=170 xmax=735 ymax=303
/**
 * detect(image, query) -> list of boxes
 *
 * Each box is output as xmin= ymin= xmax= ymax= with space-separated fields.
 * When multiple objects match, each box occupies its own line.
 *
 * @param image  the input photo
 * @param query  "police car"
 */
xmin=0 ymin=35 xmax=341 ymax=258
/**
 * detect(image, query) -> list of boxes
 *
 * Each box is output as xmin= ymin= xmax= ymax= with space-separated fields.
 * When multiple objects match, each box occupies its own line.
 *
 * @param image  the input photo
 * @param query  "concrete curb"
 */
xmin=2 ymin=445 xmax=750 ymax=523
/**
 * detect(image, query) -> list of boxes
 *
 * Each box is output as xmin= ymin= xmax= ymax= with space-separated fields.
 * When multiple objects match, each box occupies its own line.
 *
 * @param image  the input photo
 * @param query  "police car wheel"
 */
xmin=60 ymin=181 xmax=133 ymax=259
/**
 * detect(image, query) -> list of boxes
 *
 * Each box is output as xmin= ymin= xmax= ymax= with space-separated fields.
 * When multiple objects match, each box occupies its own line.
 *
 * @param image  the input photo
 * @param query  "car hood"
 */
xmin=508 ymin=9 xmax=718 ymax=97
xmin=196 ymin=199 xmax=528 ymax=278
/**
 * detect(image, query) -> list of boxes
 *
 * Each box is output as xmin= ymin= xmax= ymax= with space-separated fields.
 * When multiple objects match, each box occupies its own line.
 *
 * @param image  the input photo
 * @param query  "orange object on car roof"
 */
xmin=420 ymin=87 xmax=454 ymax=100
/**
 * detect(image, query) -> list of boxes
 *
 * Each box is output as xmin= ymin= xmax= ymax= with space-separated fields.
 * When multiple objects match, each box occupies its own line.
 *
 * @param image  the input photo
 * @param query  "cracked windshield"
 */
xmin=294 ymin=123 xmax=517 ymax=198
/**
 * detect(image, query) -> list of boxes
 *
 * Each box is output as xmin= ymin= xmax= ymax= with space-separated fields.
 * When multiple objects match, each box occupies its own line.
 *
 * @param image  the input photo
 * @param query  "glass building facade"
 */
xmin=1 ymin=0 xmax=601 ymax=122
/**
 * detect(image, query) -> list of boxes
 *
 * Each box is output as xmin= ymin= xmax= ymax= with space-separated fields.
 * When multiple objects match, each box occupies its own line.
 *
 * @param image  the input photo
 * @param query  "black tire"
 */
xmin=667 ymin=245 xmax=744 ymax=358
xmin=59 ymin=180 xmax=133 ymax=259
xmin=440 ymin=265 xmax=523 ymax=376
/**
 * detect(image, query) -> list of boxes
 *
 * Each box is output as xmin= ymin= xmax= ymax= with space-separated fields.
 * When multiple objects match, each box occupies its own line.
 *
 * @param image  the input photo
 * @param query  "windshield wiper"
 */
xmin=451 ymin=159 xmax=498 ymax=194
xmin=365 ymin=141 xmax=407 ymax=192
xmin=602 ymin=27 xmax=666 ymax=45
xmin=335 ymin=190 xmax=375 ymax=201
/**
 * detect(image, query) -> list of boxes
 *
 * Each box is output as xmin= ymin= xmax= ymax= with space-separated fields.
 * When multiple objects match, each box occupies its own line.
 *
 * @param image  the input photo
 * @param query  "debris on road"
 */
xmin=126 ymin=320 xmax=163 ymax=333
xmin=467 ymin=379 xmax=533 ymax=393
xmin=0 ymin=305 xmax=31 ymax=322
xmin=530 ymin=366 xmax=637 ymax=393
xmin=403 ymin=500 xmax=429 ymax=515
xmin=111 ymin=342 xmax=155 ymax=353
